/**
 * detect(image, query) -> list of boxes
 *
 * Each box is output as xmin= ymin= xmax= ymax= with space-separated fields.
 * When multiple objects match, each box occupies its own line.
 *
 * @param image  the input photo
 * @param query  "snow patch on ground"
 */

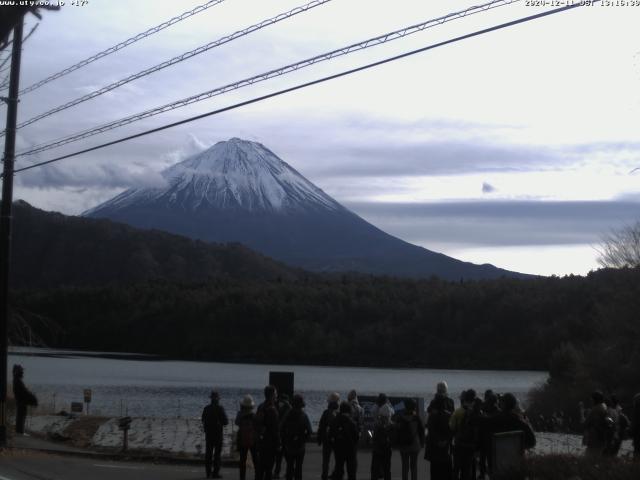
xmin=27 ymin=415 xmax=75 ymax=437
xmin=28 ymin=415 xmax=233 ymax=457
xmin=533 ymin=432 xmax=633 ymax=457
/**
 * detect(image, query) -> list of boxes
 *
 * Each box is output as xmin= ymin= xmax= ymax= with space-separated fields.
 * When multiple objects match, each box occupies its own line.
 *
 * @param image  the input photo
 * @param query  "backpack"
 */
xmin=372 ymin=422 xmax=392 ymax=452
xmin=396 ymin=416 xmax=414 ymax=447
xmin=319 ymin=408 xmax=338 ymax=443
xmin=454 ymin=409 xmax=478 ymax=450
xmin=330 ymin=416 xmax=353 ymax=450
xmin=254 ymin=404 xmax=268 ymax=443
xmin=237 ymin=414 xmax=255 ymax=449
xmin=283 ymin=411 xmax=308 ymax=454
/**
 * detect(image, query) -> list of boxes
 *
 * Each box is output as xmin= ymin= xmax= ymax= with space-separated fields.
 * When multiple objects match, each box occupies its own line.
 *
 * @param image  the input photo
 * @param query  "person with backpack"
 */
xmin=236 ymin=395 xmax=258 ymax=480
xmin=12 ymin=364 xmax=38 ymax=436
xmin=330 ymin=401 xmax=359 ymax=480
xmin=348 ymin=390 xmax=364 ymax=436
xmin=274 ymin=393 xmax=292 ymax=479
xmin=449 ymin=389 xmax=479 ymax=480
xmin=581 ymin=391 xmax=609 ymax=457
xmin=202 ymin=390 xmax=229 ymax=479
xmin=256 ymin=385 xmax=281 ymax=480
xmin=318 ymin=392 xmax=340 ymax=480
xmin=395 ymin=398 xmax=425 ymax=480
xmin=370 ymin=394 xmax=394 ymax=480
xmin=280 ymin=394 xmax=312 ymax=480
xmin=425 ymin=394 xmax=453 ymax=480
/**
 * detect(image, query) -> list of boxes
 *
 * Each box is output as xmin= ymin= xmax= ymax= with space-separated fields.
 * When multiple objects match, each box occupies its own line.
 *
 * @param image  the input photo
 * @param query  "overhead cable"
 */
xmin=10 ymin=0 xmax=333 ymax=132
xmin=17 ymin=0 xmax=229 ymax=96
xmin=17 ymin=0 xmax=522 ymax=156
xmin=12 ymin=2 xmax=585 ymax=174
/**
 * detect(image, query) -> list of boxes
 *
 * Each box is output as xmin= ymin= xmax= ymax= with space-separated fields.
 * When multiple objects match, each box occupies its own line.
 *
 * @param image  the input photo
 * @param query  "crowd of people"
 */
xmin=10 ymin=364 xmax=640 ymax=480
xmin=201 ymin=382 xmax=541 ymax=480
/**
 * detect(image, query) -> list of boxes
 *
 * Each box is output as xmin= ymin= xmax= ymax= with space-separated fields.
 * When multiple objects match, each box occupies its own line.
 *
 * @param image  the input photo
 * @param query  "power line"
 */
xmin=10 ymin=0 xmax=334 ymax=132
xmin=12 ymin=3 xmax=585 ymax=176
xmin=15 ymin=0 xmax=229 ymax=96
xmin=16 ymin=0 xmax=522 ymax=157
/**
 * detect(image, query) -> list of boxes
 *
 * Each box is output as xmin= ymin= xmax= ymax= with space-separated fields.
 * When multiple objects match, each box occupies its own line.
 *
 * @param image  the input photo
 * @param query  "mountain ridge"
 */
xmin=11 ymin=200 xmax=301 ymax=289
xmin=85 ymin=138 xmax=529 ymax=280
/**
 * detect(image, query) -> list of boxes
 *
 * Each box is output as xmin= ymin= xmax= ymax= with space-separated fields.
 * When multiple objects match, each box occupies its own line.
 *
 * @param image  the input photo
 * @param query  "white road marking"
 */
xmin=92 ymin=464 xmax=145 ymax=470
xmin=0 ymin=475 xmax=16 ymax=480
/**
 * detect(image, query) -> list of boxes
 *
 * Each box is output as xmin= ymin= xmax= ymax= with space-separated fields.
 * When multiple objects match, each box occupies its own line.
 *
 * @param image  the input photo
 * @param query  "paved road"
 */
xmin=0 ymin=445 xmax=434 ymax=480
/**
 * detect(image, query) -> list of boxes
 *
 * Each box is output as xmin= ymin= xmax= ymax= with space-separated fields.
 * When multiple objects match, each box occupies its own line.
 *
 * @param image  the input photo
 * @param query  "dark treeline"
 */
xmin=12 ymin=267 xmax=640 ymax=383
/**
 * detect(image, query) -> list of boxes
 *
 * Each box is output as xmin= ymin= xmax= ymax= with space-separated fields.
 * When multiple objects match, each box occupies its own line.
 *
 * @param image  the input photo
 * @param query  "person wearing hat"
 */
xmin=371 ymin=393 xmax=394 ymax=480
xmin=425 ymin=394 xmax=453 ymax=480
xmin=427 ymin=381 xmax=454 ymax=415
xmin=318 ymin=392 xmax=340 ymax=480
xmin=202 ymin=390 xmax=229 ymax=479
xmin=236 ymin=395 xmax=258 ymax=480
xmin=12 ymin=364 xmax=38 ymax=435
xmin=280 ymin=394 xmax=312 ymax=480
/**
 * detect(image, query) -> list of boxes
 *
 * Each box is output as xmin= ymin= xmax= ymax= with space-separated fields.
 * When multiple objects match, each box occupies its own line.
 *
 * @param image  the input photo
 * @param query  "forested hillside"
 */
xmin=12 ymin=201 xmax=300 ymax=288
xmin=13 ymin=267 xmax=640 ymax=377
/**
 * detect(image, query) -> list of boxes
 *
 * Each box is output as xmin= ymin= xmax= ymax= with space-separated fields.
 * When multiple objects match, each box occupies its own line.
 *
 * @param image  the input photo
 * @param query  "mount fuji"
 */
xmin=85 ymin=138 xmax=523 ymax=280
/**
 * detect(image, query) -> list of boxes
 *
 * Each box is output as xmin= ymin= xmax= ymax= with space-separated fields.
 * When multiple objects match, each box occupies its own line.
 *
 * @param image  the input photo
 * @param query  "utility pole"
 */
xmin=0 ymin=17 xmax=24 ymax=448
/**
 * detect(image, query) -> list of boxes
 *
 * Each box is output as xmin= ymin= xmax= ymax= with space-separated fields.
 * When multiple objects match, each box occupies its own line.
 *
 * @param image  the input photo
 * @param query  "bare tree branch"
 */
xmin=596 ymin=221 xmax=640 ymax=269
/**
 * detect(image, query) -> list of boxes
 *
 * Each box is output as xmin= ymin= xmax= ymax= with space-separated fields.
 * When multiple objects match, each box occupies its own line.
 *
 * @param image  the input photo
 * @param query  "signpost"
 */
xmin=83 ymin=389 xmax=92 ymax=415
xmin=118 ymin=416 xmax=132 ymax=452
xmin=269 ymin=371 xmax=294 ymax=399
xmin=491 ymin=430 xmax=525 ymax=475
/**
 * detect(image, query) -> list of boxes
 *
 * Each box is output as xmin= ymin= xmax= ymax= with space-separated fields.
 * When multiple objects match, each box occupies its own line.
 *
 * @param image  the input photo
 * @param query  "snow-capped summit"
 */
xmin=85 ymin=138 xmax=341 ymax=215
xmin=85 ymin=138 xmax=524 ymax=280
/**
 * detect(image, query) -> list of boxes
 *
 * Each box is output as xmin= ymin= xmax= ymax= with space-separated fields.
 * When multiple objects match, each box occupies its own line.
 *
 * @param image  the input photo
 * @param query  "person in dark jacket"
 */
xmin=370 ymin=394 xmax=394 ymax=480
xmin=581 ymin=391 xmax=608 ymax=457
xmin=330 ymin=401 xmax=359 ymax=480
xmin=396 ymin=398 xmax=425 ymax=480
xmin=478 ymin=390 xmax=500 ymax=479
xmin=318 ymin=392 xmax=340 ymax=480
xmin=12 ymin=364 xmax=37 ymax=435
xmin=425 ymin=394 xmax=453 ymax=480
xmin=274 ymin=393 xmax=292 ymax=479
xmin=427 ymin=381 xmax=455 ymax=415
xmin=256 ymin=385 xmax=281 ymax=480
xmin=347 ymin=390 xmax=364 ymax=436
xmin=603 ymin=395 xmax=630 ymax=457
xmin=280 ymin=394 xmax=312 ymax=480
xmin=486 ymin=392 xmax=536 ymax=474
xmin=450 ymin=389 xmax=479 ymax=480
xmin=235 ymin=395 xmax=258 ymax=480
xmin=202 ymin=390 xmax=229 ymax=479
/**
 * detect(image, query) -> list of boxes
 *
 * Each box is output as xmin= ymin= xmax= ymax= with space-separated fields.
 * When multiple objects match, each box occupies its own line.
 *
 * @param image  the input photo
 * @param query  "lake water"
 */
xmin=8 ymin=348 xmax=547 ymax=425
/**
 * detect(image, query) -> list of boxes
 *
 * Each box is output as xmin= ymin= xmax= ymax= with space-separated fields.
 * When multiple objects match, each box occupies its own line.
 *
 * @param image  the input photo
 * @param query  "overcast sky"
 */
xmin=5 ymin=0 xmax=640 ymax=276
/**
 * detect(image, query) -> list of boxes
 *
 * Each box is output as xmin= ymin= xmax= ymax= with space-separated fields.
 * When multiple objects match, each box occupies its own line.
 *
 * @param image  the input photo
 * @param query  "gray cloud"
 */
xmin=16 ymin=159 xmax=167 ymax=190
xmin=344 ymin=200 xmax=640 ymax=248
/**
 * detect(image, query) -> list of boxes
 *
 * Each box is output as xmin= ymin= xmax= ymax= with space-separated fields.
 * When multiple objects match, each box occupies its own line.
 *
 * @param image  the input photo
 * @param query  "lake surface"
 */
xmin=8 ymin=348 xmax=547 ymax=424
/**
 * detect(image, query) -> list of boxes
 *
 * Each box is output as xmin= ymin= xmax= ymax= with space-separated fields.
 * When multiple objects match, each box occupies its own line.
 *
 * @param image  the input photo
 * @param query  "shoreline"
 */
xmin=24 ymin=414 xmax=635 ymax=460
xmin=9 ymin=346 xmax=548 ymax=374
